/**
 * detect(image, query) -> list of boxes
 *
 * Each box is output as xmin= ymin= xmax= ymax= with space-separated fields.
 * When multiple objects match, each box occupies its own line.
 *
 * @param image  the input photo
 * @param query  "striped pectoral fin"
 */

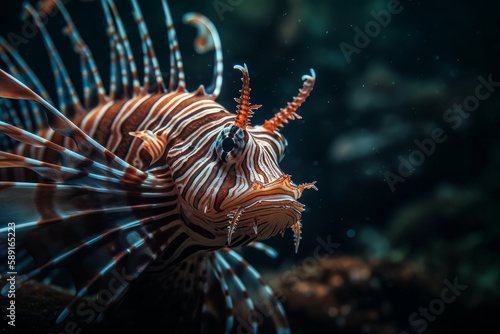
xmin=0 ymin=69 xmax=151 ymax=183
xmin=219 ymin=248 xmax=291 ymax=334
xmin=0 ymin=149 xmax=93 ymax=183
xmin=0 ymin=179 xmax=179 ymax=323
xmin=0 ymin=39 xmax=48 ymax=140
xmin=129 ymin=130 xmax=167 ymax=165
xmin=0 ymin=87 xmax=179 ymax=322
xmin=185 ymin=252 xmax=234 ymax=334
xmin=0 ymin=36 xmax=53 ymax=105
xmin=212 ymin=251 xmax=259 ymax=334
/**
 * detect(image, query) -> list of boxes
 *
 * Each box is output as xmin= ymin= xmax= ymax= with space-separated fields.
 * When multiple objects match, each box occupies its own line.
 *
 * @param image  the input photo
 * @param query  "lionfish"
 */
xmin=0 ymin=0 xmax=316 ymax=333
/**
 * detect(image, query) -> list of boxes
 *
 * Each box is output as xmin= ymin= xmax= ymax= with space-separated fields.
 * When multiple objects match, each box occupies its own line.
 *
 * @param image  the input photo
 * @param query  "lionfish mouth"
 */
xmin=226 ymin=174 xmax=317 ymax=252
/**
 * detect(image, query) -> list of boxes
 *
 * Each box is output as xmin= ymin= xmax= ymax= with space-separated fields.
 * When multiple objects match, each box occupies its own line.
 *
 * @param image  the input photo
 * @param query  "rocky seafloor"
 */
xmin=2 ymin=254 xmax=498 ymax=333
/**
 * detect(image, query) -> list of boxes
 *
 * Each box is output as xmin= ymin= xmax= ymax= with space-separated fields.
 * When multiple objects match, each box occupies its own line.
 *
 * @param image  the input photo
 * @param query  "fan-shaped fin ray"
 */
xmin=105 ymin=0 xmax=141 ymax=98
xmin=214 ymin=251 xmax=258 ymax=334
xmin=54 ymin=1 xmax=108 ymax=109
xmin=183 ymin=12 xmax=223 ymax=98
xmin=0 ymin=69 xmax=150 ymax=182
xmin=221 ymin=248 xmax=291 ymax=334
xmin=130 ymin=0 xmax=166 ymax=94
xmin=162 ymin=0 xmax=186 ymax=92
xmin=22 ymin=3 xmax=83 ymax=118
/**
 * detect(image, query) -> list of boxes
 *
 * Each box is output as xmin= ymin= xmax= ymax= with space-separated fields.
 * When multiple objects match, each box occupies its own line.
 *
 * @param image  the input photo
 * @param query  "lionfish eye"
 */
xmin=222 ymin=137 xmax=235 ymax=152
xmin=216 ymin=125 xmax=246 ymax=163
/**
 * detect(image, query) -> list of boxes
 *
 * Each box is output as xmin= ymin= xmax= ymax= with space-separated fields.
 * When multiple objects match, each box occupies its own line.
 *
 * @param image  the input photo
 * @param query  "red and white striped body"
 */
xmin=0 ymin=1 xmax=316 ymax=333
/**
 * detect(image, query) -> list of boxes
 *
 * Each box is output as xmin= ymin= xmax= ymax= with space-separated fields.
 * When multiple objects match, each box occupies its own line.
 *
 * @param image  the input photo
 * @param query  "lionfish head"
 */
xmin=175 ymin=64 xmax=317 ymax=252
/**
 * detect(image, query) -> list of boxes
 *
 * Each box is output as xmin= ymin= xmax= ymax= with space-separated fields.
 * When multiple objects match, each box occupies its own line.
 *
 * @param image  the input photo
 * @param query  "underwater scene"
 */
xmin=0 ymin=0 xmax=499 ymax=333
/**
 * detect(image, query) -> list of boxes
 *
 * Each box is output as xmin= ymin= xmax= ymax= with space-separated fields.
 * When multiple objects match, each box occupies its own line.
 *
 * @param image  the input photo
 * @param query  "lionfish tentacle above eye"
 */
xmin=263 ymin=68 xmax=316 ymax=132
xmin=0 ymin=1 xmax=316 ymax=333
xmin=233 ymin=64 xmax=262 ymax=130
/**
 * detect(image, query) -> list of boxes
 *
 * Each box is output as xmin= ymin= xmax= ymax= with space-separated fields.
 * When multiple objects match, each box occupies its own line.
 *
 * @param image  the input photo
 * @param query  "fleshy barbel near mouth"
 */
xmin=225 ymin=174 xmax=317 ymax=252
xmin=250 ymin=174 xmax=318 ymax=201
